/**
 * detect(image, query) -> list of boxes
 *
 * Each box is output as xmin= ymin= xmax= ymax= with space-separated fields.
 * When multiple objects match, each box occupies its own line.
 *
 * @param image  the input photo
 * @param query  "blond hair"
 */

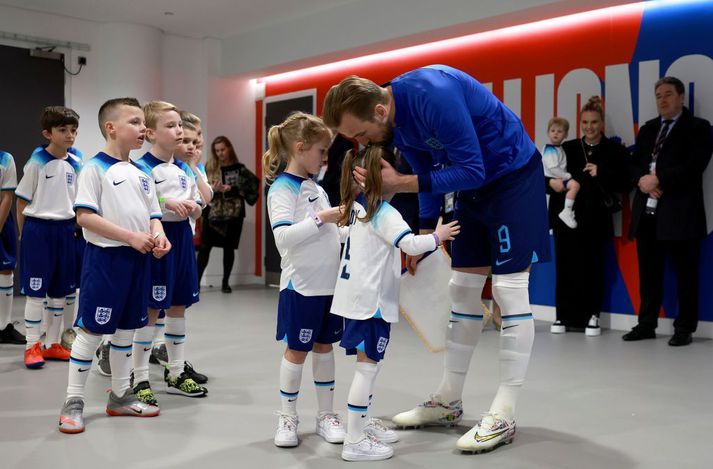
xmin=179 ymin=110 xmax=201 ymax=126
xmin=262 ymin=112 xmax=332 ymax=183
xmin=547 ymin=117 xmax=570 ymax=133
xmin=322 ymin=76 xmax=387 ymax=128
xmin=337 ymin=145 xmax=397 ymax=226
xmin=143 ymin=100 xmax=179 ymax=130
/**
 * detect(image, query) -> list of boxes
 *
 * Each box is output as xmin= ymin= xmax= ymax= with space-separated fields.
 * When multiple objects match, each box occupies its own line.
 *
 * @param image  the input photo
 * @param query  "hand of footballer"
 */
xmin=165 ymin=199 xmax=189 ymax=218
xmin=128 ymin=232 xmax=155 ymax=254
xmin=152 ymin=235 xmax=171 ymax=259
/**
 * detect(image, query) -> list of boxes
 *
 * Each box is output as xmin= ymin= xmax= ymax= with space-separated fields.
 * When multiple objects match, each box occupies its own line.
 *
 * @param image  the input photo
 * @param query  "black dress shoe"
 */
xmin=668 ymin=332 xmax=692 ymax=347
xmin=221 ymin=284 xmax=232 ymax=293
xmin=622 ymin=327 xmax=656 ymax=341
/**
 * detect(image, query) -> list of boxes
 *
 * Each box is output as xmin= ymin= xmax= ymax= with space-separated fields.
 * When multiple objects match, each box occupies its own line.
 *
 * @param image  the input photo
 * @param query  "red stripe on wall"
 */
xmin=255 ymin=100 xmax=263 ymax=277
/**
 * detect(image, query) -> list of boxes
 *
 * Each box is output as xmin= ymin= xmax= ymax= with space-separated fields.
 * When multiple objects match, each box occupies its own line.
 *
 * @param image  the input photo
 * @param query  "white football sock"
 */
xmin=312 ymin=350 xmax=336 ymax=414
xmin=280 ymin=357 xmax=303 ymax=416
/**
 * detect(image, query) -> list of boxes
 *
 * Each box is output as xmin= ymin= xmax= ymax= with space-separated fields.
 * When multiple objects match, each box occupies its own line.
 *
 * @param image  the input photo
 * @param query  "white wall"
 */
xmin=0 ymin=5 xmax=164 ymax=157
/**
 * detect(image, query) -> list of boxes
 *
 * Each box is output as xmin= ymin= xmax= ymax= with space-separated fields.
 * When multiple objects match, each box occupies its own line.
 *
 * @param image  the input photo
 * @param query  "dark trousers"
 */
xmin=636 ymin=215 xmax=701 ymax=333
xmin=553 ymin=226 xmax=607 ymax=329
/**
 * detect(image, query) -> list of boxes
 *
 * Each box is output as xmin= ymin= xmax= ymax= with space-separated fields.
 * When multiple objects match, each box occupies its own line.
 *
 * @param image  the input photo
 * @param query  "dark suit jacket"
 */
xmin=628 ymin=108 xmax=713 ymax=241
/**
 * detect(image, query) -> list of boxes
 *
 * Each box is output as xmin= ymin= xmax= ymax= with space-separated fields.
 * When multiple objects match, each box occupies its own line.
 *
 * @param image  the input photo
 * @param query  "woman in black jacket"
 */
xmin=546 ymin=96 xmax=631 ymax=335
xmin=198 ymin=136 xmax=258 ymax=293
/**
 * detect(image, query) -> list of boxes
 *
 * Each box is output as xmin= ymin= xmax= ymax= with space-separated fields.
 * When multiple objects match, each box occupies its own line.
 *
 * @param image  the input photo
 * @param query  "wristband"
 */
xmin=432 ymin=233 xmax=441 ymax=246
xmin=313 ymin=214 xmax=324 ymax=228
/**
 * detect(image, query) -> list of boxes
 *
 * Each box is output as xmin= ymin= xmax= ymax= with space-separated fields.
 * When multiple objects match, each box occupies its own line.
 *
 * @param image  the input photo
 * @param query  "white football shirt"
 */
xmin=267 ymin=172 xmax=341 ymax=296
xmin=0 ymin=151 xmax=18 ymax=193
xmin=134 ymin=152 xmax=202 ymax=223
xmin=15 ymin=146 xmax=82 ymax=220
xmin=74 ymin=152 xmax=162 ymax=248
xmin=331 ymin=194 xmax=437 ymax=323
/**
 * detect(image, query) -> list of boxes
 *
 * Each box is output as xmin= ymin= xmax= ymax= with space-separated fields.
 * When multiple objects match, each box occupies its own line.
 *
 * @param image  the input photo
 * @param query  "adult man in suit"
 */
xmin=624 ymin=76 xmax=713 ymax=346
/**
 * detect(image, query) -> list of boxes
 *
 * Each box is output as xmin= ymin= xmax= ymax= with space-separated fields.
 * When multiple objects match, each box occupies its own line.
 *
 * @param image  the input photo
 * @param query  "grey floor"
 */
xmin=1 ymin=287 xmax=712 ymax=469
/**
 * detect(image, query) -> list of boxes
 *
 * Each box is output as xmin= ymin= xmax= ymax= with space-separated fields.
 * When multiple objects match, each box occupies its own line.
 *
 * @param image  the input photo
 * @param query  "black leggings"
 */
xmin=197 ymin=245 xmax=235 ymax=286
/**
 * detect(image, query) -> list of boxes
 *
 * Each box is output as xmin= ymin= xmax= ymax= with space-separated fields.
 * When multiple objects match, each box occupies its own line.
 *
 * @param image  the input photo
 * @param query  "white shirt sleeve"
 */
xmin=147 ymin=179 xmax=162 ymax=219
xmin=371 ymin=202 xmax=414 ymax=246
xmin=396 ymin=232 xmax=437 ymax=256
xmin=74 ymin=163 xmax=102 ymax=213
xmin=1 ymin=155 xmax=17 ymax=190
xmin=15 ymin=159 xmax=39 ymax=202
xmin=268 ymin=185 xmax=319 ymax=251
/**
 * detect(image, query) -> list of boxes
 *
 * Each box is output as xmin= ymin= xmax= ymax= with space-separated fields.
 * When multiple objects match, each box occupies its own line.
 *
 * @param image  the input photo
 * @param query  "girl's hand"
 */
xmin=435 ymin=217 xmax=460 ymax=242
xmin=317 ymin=207 xmax=342 ymax=224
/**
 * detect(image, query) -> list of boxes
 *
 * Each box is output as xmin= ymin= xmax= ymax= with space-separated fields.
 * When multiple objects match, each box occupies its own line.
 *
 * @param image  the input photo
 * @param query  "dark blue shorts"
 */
xmin=0 ymin=214 xmax=16 ymax=271
xmin=276 ymin=288 xmax=343 ymax=351
xmin=149 ymin=220 xmax=199 ymax=309
xmin=74 ymin=230 xmax=86 ymax=288
xmin=451 ymin=152 xmax=551 ymax=274
xmin=20 ymin=217 xmax=76 ymax=298
xmin=341 ymin=317 xmax=391 ymax=363
xmin=75 ymin=244 xmax=151 ymax=334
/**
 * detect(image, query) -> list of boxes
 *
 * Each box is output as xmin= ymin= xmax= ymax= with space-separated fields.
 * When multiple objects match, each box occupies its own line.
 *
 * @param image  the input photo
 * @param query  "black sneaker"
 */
xmin=166 ymin=372 xmax=207 ymax=397
xmin=164 ymin=362 xmax=209 ymax=387
xmin=0 ymin=322 xmax=26 ymax=344
xmin=149 ymin=344 xmax=168 ymax=365
xmin=221 ymin=284 xmax=232 ymax=293
xmin=184 ymin=361 xmax=208 ymax=384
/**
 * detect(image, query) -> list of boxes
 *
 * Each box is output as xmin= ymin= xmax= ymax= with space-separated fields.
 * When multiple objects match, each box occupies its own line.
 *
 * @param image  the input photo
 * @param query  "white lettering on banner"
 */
xmin=503 ymin=78 xmax=522 ymax=119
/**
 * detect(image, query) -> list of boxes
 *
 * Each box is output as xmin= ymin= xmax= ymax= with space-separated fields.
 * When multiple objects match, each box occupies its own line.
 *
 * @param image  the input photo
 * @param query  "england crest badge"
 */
xmin=152 ymin=285 xmax=167 ymax=301
xmin=299 ymin=328 xmax=313 ymax=344
xmin=95 ymin=307 xmax=112 ymax=325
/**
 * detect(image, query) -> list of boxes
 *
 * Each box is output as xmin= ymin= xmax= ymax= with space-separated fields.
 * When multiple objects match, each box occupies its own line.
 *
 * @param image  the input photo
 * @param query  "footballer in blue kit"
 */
xmin=324 ymin=64 xmax=550 ymax=453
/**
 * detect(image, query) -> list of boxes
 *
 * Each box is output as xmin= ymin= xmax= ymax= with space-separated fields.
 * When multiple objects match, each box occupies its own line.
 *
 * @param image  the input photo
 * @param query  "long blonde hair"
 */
xmin=338 ymin=145 xmax=395 ymax=226
xmin=262 ymin=112 xmax=332 ymax=184
xmin=206 ymin=136 xmax=239 ymax=182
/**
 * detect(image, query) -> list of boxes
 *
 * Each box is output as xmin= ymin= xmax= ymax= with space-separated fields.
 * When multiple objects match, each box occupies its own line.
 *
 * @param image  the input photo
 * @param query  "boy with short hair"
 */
xmin=0 ymin=150 xmax=20 ymax=344
xmin=131 ymin=101 xmax=207 ymax=404
xmin=16 ymin=106 xmax=82 ymax=368
xmin=542 ymin=117 xmax=580 ymax=229
xmin=58 ymin=97 xmax=170 ymax=434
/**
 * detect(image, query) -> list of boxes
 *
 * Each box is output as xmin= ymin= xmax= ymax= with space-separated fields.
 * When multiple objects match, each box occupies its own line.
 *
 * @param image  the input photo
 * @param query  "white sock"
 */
xmin=435 ymin=272 xmax=486 ymax=403
xmin=346 ymin=362 xmax=379 ymax=443
xmin=164 ymin=316 xmax=186 ymax=378
xmin=312 ymin=350 xmax=336 ymax=414
xmin=0 ymin=274 xmax=13 ymax=329
xmin=46 ymin=297 xmax=65 ymax=346
xmin=564 ymin=198 xmax=574 ymax=209
xmin=109 ymin=329 xmax=134 ymax=397
xmin=66 ymin=329 xmax=102 ymax=399
xmin=154 ymin=313 xmax=166 ymax=347
xmin=24 ymin=297 xmax=44 ymax=349
xmin=132 ymin=326 xmax=155 ymax=384
xmin=280 ymin=357 xmax=303 ymax=416
xmin=65 ymin=290 xmax=78 ymax=330
xmin=490 ymin=273 xmax=535 ymax=420
xmin=40 ymin=299 xmax=49 ymax=340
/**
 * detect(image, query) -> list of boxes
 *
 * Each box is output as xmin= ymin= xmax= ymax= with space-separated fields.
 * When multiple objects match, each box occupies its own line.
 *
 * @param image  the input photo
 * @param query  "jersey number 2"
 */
xmin=340 ymin=237 xmax=351 ymax=280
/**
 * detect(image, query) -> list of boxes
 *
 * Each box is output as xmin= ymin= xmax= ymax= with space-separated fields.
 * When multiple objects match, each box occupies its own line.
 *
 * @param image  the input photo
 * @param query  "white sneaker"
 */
xmin=392 ymin=394 xmax=463 ymax=428
xmin=550 ymin=320 xmax=566 ymax=334
xmin=274 ymin=412 xmax=299 ymax=447
xmin=316 ymin=412 xmax=345 ymax=443
xmin=456 ymin=413 xmax=516 ymax=453
xmin=558 ymin=208 xmax=578 ymax=229
xmin=585 ymin=315 xmax=601 ymax=337
xmin=342 ymin=433 xmax=394 ymax=461
xmin=365 ymin=417 xmax=399 ymax=443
